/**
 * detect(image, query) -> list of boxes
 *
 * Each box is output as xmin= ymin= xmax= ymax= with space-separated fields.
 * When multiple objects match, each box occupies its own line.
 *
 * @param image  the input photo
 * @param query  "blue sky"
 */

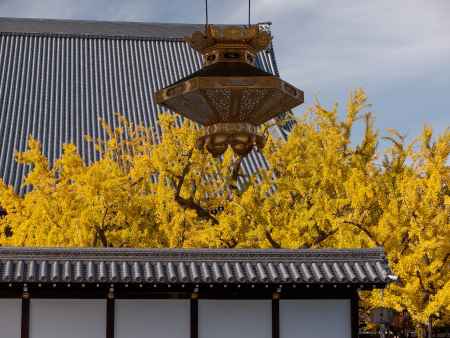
xmin=1 ymin=0 xmax=449 ymax=144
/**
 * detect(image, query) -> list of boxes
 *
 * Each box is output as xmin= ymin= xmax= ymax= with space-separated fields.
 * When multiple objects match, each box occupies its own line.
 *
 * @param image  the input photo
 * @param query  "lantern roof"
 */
xmin=169 ymin=61 xmax=273 ymax=87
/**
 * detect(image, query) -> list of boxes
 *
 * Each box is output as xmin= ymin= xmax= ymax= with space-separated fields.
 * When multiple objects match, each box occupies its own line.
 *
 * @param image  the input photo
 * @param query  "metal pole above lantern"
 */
xmin=155 ymin=23 xmax=304 ymax=157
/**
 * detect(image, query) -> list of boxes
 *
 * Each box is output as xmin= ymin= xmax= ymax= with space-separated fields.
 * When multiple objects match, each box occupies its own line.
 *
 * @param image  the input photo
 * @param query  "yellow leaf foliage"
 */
xmin=0 ymin=90 xmax=448 ymax=328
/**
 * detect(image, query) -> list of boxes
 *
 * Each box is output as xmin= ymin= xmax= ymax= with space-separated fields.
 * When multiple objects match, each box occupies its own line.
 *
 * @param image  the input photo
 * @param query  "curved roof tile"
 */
xmin=0 ymin=247 xmax=392 ymax=286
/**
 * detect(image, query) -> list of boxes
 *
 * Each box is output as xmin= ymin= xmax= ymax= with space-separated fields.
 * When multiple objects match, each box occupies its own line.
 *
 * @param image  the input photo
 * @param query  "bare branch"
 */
xmin=312 ymin=227 xmax=339 ymax=247
xmin=343 ymin=220 xmax=383 ymax=247
xmin=175 ymin=195 xmax=219 ymax=224
xmin=172 ymin=149 xmax=219 ymax=224
xmin=265 ymin=228 xmax=281 ymax=248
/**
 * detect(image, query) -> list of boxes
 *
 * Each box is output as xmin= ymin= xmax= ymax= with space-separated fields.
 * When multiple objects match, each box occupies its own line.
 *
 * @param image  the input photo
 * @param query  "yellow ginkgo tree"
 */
xmin=0 ymin=90 xmax=448 ymax=335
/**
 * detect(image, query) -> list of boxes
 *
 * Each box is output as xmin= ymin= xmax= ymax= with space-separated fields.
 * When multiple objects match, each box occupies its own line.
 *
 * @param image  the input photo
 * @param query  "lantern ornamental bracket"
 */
xmin=155 ymin=24 xmax=304 ymax=157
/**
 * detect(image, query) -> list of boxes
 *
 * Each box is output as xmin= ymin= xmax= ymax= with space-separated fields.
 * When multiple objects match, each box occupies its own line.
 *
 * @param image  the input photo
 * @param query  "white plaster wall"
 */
xmin=115 ymin=299 xmax=190 ymax=338
xmin=280 ymin=299 xmax=351 ymax=338
xmin=30 ymin=299 xmax=106 ymax=338
xmin=0 ymin=299 xmax=21 ymax=338
xmin=199 ymin=300 xmax=271 ymax=338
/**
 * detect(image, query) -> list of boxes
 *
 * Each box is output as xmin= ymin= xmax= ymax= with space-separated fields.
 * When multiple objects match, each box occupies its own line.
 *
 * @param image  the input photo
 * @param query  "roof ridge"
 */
xmin=0 ymin=17 xmax=205 ymax=27
xmin=0 ymin=17 xmax=207 ymax=40
xmin=0 ymin=246 xmax=386 ymax=260
xmin=0 ymin=17 xmax=250 ymax=41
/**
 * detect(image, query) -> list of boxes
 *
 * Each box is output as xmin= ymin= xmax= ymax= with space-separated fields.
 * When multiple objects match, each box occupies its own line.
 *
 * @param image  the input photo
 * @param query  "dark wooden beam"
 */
xmin=106 ymin=297 xmax=115 ymax=338
xmin=272 ymin=294 xmax=280 ymax=338
xmin=190 ymin=296 xmax=198 ymax=338
xmin=0 ymin=283 xmax=358 ymax=300
xmin=21 ymin=297 xmax=30 ymax=338
xmin=351 ymin=289 xmax=359 ymax=338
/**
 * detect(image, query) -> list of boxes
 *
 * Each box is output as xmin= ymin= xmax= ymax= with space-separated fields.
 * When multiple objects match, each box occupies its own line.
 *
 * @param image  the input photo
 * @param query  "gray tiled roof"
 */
xmin=0 ymin=247 xmax=391 ymax=285
xmin=0 ymin=18 xmax=285 ymax=194
xmin=0 ymin=17 xmax=205 ymax=39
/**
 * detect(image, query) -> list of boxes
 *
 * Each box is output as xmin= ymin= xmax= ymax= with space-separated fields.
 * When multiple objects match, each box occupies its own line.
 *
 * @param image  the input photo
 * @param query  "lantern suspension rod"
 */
xmin=205 ymin=0 xmax=208 ymax=33
xmin=248 ymin=0 xmax=251 ymax=27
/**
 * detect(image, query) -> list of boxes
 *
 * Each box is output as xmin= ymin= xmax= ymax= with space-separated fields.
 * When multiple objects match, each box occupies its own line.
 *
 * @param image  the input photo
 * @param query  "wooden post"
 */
xmin=106 ymin=287 xmax=115 ymax=338
xmin=351 ymin=289 xmax=359 ymax=338
xmin=272 ymin=293 xmax=280 ymax=338
xmin=191 ymin=293 xmax=198 ymax=338
xmin=21 ymin=289 xmax=30 ymax=338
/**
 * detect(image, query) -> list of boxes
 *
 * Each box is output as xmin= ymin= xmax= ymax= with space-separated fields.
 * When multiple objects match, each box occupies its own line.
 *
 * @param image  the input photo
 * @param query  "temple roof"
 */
xmin=0 ymin=247 xmax=392 ymax=286
xmin=0 ymin=18 xmax=285 ymax=194
xmin=0 ymin=17 xmax=205 ymax=39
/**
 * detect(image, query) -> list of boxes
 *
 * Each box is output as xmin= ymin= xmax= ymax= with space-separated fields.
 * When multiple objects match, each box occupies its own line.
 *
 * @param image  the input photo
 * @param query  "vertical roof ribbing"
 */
xmin=0 ymin=18 xmax=284 ymax=194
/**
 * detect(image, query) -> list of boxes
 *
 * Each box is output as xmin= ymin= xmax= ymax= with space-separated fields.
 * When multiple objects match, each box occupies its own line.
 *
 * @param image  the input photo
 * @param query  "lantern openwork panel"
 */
xmin=155 ymin=76 xmax=303 ymax=126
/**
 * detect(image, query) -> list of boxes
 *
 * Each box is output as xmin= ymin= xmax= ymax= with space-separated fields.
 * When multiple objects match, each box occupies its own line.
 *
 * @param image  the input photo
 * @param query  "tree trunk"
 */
xmin=416 ymin=324 xmax=427 ymax=338
xmin=427 ymin=317 xmax=432 ymax=338
xmin=379 ymin=324 xmax=386 ymax=338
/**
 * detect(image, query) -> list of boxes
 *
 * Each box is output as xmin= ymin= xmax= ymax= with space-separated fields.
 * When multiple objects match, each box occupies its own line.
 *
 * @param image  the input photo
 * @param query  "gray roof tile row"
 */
xmin=0 ymin=247 xmax=391 ymax=285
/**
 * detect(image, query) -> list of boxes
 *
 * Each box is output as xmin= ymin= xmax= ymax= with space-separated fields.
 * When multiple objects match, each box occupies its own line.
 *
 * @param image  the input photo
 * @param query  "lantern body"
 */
xmin=155 ymin=25 xmax=304 ymax=156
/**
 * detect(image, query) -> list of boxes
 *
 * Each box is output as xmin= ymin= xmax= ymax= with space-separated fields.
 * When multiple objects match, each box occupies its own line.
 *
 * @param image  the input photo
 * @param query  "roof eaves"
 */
xmin=0 ymin=247 xmax=392 ymax=286
xmin=0 ymin=17 xmax=204 ymax=40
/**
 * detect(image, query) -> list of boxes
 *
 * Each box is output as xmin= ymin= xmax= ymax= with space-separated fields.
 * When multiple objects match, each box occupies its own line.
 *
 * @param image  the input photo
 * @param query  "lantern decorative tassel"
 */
xmin=155 ymin=24 xmax=304 ymax=157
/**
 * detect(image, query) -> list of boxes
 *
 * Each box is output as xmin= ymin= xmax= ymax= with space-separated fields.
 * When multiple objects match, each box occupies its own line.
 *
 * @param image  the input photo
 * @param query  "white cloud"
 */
xmin=0 ymin=0 xmax=448 ymax=136
xmin=247 ymin=1 xmax=450 ymax=82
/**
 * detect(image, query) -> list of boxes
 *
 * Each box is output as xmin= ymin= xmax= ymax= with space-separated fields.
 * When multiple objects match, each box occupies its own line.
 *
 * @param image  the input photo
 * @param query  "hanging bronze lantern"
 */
xmin=155 ymin=24 xmax=304 ymax=157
